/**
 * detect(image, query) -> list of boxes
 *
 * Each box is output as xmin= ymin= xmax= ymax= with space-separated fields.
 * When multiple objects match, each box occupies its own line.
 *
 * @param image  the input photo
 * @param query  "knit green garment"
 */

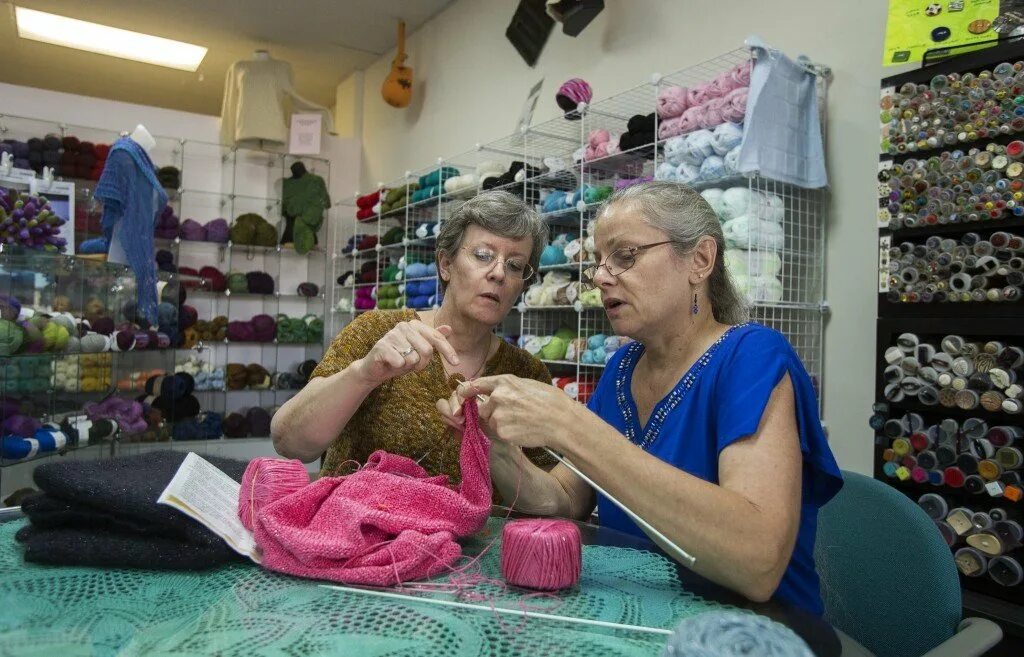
xmin=283 ymin=173 xmax=330 ymax=254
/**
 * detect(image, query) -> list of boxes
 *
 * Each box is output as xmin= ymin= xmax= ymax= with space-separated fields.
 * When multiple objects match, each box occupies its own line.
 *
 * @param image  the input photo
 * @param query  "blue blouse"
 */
xmin=586 ymin=323 xmax=843 ymax=616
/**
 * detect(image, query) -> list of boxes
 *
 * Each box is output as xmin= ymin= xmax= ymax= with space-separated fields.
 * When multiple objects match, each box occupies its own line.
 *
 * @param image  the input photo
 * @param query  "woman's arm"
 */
xmin=274 ymin=317 xmax=459 ymax=463
xmin=463 ymin=374 xmax=803 ymax=603
xmin=271 ymin=359 xmax=378 ymax=462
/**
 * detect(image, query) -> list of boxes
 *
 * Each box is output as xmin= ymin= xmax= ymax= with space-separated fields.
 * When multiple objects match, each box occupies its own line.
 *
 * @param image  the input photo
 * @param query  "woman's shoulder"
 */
xmin=721 ymin=322 xmax=795 ymax=361
xmin=343 ymin=309 xmax=415 ymax=336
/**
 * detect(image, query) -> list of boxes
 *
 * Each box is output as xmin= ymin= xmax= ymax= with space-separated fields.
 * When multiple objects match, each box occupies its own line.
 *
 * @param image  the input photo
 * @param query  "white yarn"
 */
xmin=685 ymin=130 xmax=716 ymax=163
xmin=723 ymin=249 xmax=782 ymax=277
xmin=700 ymin=189 xmax=726 ymax=219
xmin=711 ymin=122 xmax=744 ymax=156
xmin=722 ymin=215 xmax=785 ymax=250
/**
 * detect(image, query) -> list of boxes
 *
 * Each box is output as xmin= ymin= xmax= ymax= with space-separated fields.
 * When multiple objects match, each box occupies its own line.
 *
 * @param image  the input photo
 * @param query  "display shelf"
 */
xmin=329 ymin=44 xmax=829 ymax=398
xmin=541 ymin=359 xmax=606 ymax=369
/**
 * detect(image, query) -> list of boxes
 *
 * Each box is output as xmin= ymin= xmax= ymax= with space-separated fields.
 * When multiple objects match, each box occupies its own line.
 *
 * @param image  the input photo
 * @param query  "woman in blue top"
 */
xmin=437 ymin=181 xmax=843 ymax=615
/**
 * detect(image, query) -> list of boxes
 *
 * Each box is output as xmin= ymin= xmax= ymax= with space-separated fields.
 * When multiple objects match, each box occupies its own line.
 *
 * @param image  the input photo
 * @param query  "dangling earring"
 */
xmin=692 ymin=292 xmax=699 ymax=315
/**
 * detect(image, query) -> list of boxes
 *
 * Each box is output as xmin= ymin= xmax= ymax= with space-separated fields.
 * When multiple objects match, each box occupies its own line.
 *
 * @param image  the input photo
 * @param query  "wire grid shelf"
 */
xmin=328 ymin=45 xmax=829 ymax=406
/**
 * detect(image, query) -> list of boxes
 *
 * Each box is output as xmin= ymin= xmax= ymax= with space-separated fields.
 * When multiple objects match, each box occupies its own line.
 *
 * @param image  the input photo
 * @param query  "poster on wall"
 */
xmin=883 ymin=0 xmax=1000 ymax=66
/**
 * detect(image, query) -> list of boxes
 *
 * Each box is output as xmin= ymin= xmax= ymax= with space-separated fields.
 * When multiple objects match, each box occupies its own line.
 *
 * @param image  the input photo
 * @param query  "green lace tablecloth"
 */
xmin=0 ymin=518 xmax=734 ymax=657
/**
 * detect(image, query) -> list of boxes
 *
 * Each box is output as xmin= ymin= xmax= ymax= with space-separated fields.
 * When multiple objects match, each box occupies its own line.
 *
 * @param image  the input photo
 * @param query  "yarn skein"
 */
xmin=500 ymin=518 xmax=581 ymax=591
xmin=237 ymin=457 xmax=310 ymax=531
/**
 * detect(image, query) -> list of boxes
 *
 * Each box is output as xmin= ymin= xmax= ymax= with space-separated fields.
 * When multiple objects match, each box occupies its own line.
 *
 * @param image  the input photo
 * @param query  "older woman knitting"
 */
xmin=438 ymin=182 xmax=842 ymax=615
xmin=273 ymin=191 xmax=554 ymax=480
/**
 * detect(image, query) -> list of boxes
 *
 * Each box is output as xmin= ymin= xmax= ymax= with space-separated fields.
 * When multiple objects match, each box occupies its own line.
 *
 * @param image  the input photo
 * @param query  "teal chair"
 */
xmin=814 ymin=470 xmax=1002 ymax=657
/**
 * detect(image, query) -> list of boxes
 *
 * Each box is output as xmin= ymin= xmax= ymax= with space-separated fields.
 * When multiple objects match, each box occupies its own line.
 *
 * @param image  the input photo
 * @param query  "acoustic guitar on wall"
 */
xmin=381 ymin=20 xmax=413 ymax=108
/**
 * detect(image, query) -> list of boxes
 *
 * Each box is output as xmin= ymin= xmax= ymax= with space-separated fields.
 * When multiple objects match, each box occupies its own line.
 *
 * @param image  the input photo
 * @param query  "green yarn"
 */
xmin=539 ymin=336 xmax=568 ymax=361
xmin=43 ymin=322 xmax=69 ymax=351
xmin=554 ymin=327 xmax=576 ymax=343
xmin=381 ymin=227 xmax=406 ymax=246
xmin=228 ymin=272 xmax=248 ymax=293
xmin=275 ymin=315 xmax=307 ymax=343
xmin=0 ymin=319 xmax=24 ymax=356
xmin=231 ymin=213 xmax=278 ymax=246
xmin=378 ymin=284 xmax=399 ymax=300
xmin=382 ymin=265 xmax=400 ymax=282
xmin=303 ymin=314 xmax=323 ymax=343
xmin=282 ymin=173 xmax=330 ymax=255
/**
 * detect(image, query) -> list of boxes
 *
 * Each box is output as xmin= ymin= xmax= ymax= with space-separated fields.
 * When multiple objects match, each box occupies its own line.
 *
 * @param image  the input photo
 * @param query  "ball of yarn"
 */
xmin=661 ymin=610 xmax=813 ymax=657
xmin=223 ymin=412 xmax=250 ymax=438
xmin=238 ymin=457 xmax=310 ymax=531
xmin=501 ymin=519 xmax=581 ymax=590
xmin=2 ymin=414 xmax=42 ymax=438
xmin=0 ymin=295 xmax=21 ymax=321
xmin=0 ymin=319 xmax=25 ymax=357
xmin=556 ymin=78 xmax=592 ymax=119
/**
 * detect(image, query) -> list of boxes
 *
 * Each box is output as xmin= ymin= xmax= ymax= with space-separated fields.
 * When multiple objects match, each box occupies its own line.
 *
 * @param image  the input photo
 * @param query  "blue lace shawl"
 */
xmin=94 ymin=137 xmax=168 ymax=324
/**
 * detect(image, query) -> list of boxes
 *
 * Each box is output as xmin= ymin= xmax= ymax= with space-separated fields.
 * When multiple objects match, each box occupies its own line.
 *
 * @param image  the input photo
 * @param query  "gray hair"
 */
xmin=436 ymin=190 xmax=548 ymax=291
xmin=595 ymin=181 xmax=749 ymax=325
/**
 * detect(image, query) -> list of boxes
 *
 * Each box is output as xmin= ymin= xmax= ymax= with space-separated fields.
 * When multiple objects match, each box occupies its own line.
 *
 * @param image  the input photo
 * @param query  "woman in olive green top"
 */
xmin=272 ymin=191 xmax=555 ymax=480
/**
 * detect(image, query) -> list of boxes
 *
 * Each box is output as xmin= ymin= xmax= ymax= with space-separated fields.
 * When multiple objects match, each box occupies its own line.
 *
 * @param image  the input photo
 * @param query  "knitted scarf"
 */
xmin=94 ymin=137 xmax=168 ymax=324
xmin=252 ymin=400 xmax=492 ymax=585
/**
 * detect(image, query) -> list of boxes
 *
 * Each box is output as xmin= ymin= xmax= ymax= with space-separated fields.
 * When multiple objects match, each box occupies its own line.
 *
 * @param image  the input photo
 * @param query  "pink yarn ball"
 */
xmin=723 ymin=87 xmax=749 ymax=123
xmin=686 ymin=84 xmax=713 ymax=109
xmin=587 ymin=129 xmax=610 ymax=148
xmin=677 ymin=106 xmax=705 ymax=135
xmin=656 ymin=86 xmax=689 ymax=119
xmin=699 ymin=98 xmax=727 ymax=129
xmin=238 ymin=457 xmax=310 ymax=531
xmin=501 ymin=518 xmax=582 ymax=591
xmin=658 ymin=116 xmax=684 ymax=140
xmin=731 ymin=60 xmax=752 ymax=87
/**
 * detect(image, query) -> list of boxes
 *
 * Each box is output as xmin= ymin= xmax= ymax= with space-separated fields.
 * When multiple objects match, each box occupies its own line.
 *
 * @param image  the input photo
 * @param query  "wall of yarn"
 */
xmin=518 ymin=329 xmax=633 ymax=368
xmin=655 ymin=123 xmax=744 ymax=184
xmin=882 ymin=332 xmax=1024 ymax=414
xmin=539 ymin=186 xmax=612 ymax=217
xmin=884 ymin=232 xmax=1024 ymax=304
xmin=523 ymin=271 xmax=601 ymax=309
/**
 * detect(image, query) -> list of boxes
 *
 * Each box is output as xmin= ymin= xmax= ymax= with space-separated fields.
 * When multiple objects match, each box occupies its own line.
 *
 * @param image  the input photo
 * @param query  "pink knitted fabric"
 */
xmin=252 ymin=399 xmax=492 ymax=585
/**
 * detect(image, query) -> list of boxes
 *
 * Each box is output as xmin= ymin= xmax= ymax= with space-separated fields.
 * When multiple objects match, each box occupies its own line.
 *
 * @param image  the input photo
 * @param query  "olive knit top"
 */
xmin=312 ymin=309 xmax=555 ymax=480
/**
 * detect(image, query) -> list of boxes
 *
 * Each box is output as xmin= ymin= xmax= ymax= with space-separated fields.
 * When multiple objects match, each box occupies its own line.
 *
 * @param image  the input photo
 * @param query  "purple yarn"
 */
xmin=0 ymin=295 xmax=21 ymax=321
xmin=614 ymin=176 xmax=654 ymax=191
xmin=179 ymin=219 xmax=207 ymax=241
xmin=227 ymin=321 xmax=256 ymax=342
xmin=0 ymin=399 xmax=21 ymax=421
xmin=251 ymin=314 xmax=276 ymax=342
xmin=245 ymin=407 xmax=271 ymax=437
xmin=204 ymin=218 xmax=229 ymax=243
xmin=2 ymin=414 xmax=41 ymax=438
xmin=91 ymin=316 xmax=115 ymax=336
xmin=179 ymin=305 xmax=198 ymax=329
xmin=246 ymin=271 xmax=275 ymax=295
xmin=223 ymin=412 xmax=250 ymax=438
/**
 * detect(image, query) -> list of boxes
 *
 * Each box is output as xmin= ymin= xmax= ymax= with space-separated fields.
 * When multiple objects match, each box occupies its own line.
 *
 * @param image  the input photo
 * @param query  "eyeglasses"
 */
xmin=461 ymin=247 xmax=535 ymax=280
xmin=582 ymin=241 xmax=679 ymax=290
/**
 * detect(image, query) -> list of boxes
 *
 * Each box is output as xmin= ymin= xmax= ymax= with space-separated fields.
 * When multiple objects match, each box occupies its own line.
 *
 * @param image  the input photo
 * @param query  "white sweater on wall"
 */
xmin=220 ymin=59 xmax=295 ymax=147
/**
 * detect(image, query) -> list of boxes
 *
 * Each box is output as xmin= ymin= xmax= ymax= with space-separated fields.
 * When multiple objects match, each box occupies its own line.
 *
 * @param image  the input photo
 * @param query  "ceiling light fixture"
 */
xmin=15 ymin=7 xmax=207 ymax=72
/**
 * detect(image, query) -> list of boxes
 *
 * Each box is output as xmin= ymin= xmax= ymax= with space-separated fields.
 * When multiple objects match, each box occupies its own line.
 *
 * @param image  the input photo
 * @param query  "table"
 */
xmin=0 ymin=507 xmax=840 ymax=656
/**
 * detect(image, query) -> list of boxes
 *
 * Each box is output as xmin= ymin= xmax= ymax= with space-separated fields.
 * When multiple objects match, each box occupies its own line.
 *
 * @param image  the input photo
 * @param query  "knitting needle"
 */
xmin=319 ymin=583 xmax=672 ymax=636
xmin=542 ymin=447 xmax=697 ymax=569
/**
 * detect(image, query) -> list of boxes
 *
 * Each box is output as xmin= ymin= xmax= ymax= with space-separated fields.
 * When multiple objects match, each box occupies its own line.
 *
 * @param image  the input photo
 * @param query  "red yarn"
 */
xmin=252 ymin=399 xmax=492 ymax=585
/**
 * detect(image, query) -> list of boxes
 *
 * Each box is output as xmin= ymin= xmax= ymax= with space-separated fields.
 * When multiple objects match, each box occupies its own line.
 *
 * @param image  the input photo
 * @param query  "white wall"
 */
xmin=340 ymin=0 xmax=890 ymax=474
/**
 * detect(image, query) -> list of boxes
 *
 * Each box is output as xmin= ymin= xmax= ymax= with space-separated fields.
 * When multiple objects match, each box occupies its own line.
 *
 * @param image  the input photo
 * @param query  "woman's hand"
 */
xmin=456 ymin=375 xmax=581 ymax=449
xmin=354 ymin=320 xmax=459 ymax=386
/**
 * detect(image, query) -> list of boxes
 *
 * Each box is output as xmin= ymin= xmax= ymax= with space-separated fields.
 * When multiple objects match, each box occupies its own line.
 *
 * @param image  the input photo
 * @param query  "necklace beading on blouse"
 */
xmin=615 ymin=323 xmax=748 ymax=451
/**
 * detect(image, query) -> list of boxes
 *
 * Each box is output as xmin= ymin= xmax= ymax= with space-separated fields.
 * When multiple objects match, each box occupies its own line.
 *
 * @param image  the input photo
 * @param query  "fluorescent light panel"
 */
xmin=15 ymin=7 xmax=207 ymax=72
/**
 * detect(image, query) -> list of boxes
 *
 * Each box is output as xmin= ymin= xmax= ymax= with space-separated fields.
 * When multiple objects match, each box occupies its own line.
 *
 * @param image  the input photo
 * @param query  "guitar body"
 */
xmin=381 ymin=21 xmax=413 ymax=108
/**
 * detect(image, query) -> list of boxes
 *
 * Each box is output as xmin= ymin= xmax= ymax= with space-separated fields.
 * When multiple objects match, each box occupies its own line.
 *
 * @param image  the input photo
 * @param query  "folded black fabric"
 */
xmin=16 ymin=450 xmax=248 ymax=570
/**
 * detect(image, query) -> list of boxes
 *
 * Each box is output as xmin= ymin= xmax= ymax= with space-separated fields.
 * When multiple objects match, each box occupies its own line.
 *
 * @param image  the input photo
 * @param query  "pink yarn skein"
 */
xmin=238 ymin=457 xmax=310 ymax=531
xmin=501 ymin=518 xmax=582 ymax=591
xmin=708 ymin=70 xmax=742 ymax=98
xmin=699 ymin=98 xmax=727 ymax=129
xmin=656 ymin=86 xmax=689 ymax=119
xmin=724 ymin=88 xmax=749 ymax=122
xmin=686 ymin=84 xmax=714 ymax=108
xmin=677 ymin=106 xmax=704 ymax=135
xmin=658 ymin=116 xmax=684 ymax=140
xmin=731 ymin=60 xmax=752 ymax=87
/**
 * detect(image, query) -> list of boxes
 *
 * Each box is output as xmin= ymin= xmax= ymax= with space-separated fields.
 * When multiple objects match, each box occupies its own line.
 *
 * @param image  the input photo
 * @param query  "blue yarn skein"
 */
xmin=660 ymin=610 xmax=813 ymax=657
xmin=540 ymin=244 xmax=568 ymax=267
xmin=406 ymin=262 xmax=428 ymax=279
xmin=426 ymin=262 xmax=438 ymax=276
xmin=587 ymin=334 xmax=607 ymax=350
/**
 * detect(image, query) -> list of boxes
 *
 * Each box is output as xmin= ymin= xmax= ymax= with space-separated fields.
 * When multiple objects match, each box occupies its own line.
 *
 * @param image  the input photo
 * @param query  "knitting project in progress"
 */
xmin=251 ymin=400 xmax=492 ymax=585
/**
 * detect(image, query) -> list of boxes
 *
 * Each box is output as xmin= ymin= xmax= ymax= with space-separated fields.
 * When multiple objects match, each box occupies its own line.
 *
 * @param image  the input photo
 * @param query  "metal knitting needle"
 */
xmin=542 ymin=447 xmax=697 ymax=569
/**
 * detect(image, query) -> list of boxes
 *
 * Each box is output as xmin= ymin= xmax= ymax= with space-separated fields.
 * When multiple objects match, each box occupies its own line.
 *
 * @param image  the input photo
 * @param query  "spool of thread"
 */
xmin=237 ymin=457 xmax=310 ymax=531
xmin=500 ymin=518 xmax=581 ymax=591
